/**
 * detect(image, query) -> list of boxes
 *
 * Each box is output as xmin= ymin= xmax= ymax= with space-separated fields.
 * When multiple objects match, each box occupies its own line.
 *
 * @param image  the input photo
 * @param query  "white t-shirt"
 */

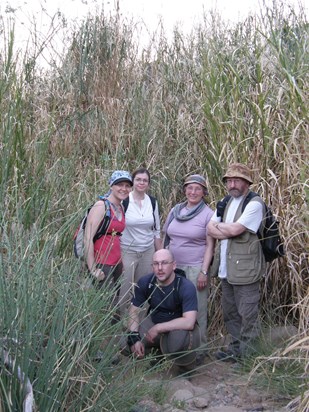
xmin=121 ymin=192 xmax=161 ymax=252
xmin=211 ymin=196 xmax=263 ymax=279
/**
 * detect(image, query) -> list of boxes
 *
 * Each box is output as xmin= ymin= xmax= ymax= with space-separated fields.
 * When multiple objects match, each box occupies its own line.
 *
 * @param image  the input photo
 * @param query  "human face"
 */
xmin=225 ymin=178 xmax=250 ymax=198
xmin=184 ymin=183 xmax=205 ymax=206
xmin=133 ymin=173 xmax=150 ymax=193
xmin=152 ymin=251 xmax=176 ymax=286
xmin=111 ymin=181 xmax=132 ymax=202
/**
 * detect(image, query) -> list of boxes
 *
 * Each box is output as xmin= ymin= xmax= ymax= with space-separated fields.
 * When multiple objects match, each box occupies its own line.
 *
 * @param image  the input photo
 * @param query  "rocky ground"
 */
xmin=128 ymin=326 xmax=304 ymax=412
xmin=135 ymin=355 xmax=290 ymax=412
xmin=145 ymin=358 xmax=288 ymax=412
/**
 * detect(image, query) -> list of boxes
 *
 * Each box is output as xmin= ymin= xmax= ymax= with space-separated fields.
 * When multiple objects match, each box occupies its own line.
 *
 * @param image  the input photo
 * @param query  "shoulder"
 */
xmin=246 ymin=194 xmax=264 ymax=212
xmin=137 ymin=273 xmax=155 ymax=288
xmin=201 ymin=204 xmax=215 ymax=217
xmin=178 ymin=276 xmax=196 ymax=293
xmin=89 ymin=200 xmax=107 ymax=215
xmin=146 ymin=194 xmax=158 ymax=208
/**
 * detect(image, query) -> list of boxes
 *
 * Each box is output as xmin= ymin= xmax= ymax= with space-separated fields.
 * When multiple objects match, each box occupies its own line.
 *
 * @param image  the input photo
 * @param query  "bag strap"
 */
xmin=93 ymin=198 xmax=112 ymax=242
xmin=123 ymin=194 xmax=158 ymax=230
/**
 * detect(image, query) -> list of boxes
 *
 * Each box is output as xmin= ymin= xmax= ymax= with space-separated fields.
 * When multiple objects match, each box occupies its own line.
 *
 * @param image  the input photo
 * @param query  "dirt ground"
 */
xmin=146 ymin=354 xmax=290 ymax=412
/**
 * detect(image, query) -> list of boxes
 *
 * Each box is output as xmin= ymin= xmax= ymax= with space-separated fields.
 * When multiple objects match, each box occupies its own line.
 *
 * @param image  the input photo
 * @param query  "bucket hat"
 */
xmin=109 ymin=170 xmax=133 ymax=187
xmin=183 ymin=174 xmax=208 ymax=191
xmin=160 ymin=324 xmax=201 ymax=366
xmin=222 ymin=163 xmax=253 ymax=185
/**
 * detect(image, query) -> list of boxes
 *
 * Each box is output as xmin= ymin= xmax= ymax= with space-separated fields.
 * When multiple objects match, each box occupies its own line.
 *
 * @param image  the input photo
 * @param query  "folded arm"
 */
xmin=207 ymin=220 xmax=246 ymax=240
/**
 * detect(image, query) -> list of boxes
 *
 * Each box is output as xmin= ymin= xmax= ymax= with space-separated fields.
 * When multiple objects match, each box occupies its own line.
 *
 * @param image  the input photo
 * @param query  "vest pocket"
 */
xmin=227 ymin=254 xmax=260 ymax=284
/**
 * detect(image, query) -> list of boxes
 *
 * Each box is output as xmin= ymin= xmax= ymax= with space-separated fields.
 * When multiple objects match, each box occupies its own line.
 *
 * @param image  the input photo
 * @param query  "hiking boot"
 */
xmin=195 ymin=350 xmax=209 ymax=366
xmin=176 ymin=364 xmax=195 ymax=378
xmin=215 ymin=349 xmax=239 ymax=363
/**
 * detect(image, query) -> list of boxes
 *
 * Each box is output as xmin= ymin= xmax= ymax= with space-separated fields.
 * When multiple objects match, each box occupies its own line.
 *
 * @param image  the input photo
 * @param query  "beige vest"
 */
xmin=211 ymin=194 xmax=266 ymax=285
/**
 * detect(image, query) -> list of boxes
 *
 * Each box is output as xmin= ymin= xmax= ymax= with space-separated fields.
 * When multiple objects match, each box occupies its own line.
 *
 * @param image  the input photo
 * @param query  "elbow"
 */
xmin=188 ymin=323 xmax=195 ymax=331
xmin=186 ymin=313 xmax=197 ymax=330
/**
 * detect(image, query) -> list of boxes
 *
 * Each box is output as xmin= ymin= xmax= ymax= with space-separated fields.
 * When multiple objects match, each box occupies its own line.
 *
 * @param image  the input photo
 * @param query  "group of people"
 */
xmin=83 ymin=163 xmax=266 ymax=369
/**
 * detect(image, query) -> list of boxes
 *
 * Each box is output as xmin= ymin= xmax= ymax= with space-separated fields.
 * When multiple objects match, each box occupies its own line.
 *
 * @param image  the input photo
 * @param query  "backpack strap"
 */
xmin=123 ymin=194 xmax=158 ymax=230
xmin=93 ymin=198 xmax=112 ymax=242
xmin=216 ymin=191 xmax=260 ymax=220
xmin=122 ymin=196 xmax=129 ymax=213
xmin=146 ymin=274 xmax=183 ymax=314
xmin=241 ymin=191 xmax=259 ymax=212
xmin=163 ymin=210 xmax=175 ymax=248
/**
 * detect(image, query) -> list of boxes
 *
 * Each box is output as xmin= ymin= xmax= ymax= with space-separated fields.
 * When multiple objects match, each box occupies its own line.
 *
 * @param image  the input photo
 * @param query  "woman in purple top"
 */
xmin=163 ymin=174 xmax=215 ymax=363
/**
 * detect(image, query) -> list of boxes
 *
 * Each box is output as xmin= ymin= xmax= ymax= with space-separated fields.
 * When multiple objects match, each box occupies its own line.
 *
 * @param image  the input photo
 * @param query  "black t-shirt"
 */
xmin=131 ymin=273 xmax=198 ymax=324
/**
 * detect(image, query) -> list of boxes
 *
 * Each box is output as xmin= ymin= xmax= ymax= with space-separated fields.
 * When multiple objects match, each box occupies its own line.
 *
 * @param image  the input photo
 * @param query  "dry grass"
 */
xmin=0 ymin=1 xmax=308 ymax=409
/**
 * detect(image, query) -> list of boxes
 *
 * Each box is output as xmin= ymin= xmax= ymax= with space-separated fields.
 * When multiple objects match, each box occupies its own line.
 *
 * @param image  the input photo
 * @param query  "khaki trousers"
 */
xmin=177 ymin=265 xmax=208 ymax=346
xmin=119 ymin=244 xmax=154 ymax=315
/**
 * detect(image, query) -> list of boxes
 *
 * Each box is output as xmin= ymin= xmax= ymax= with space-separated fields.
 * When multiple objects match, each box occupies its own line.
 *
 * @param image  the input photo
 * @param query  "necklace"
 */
xmin=110 ymin=202 xmax=122 ymax=220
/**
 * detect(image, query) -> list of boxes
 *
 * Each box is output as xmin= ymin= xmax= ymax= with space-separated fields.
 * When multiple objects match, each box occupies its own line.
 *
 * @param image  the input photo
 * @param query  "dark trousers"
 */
xmin=93 ymin=263 xmax=123 ymax=323
xmin=221 ymin=279 xmax=260 ymax=356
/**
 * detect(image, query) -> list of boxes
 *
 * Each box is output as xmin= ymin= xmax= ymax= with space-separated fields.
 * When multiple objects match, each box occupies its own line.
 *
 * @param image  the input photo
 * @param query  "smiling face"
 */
xmin=184 ymin=183 xmax=205 ymax=206
xmin=133 ymin=172 xmax=150 ymax=194
xmin=110 ymin=181 xmax=132 ymax=202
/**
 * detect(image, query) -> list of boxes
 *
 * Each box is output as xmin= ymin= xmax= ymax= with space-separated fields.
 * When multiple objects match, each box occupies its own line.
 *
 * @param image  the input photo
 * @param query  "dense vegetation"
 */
xmin=0 ymin=1 xmax=308 ymax=410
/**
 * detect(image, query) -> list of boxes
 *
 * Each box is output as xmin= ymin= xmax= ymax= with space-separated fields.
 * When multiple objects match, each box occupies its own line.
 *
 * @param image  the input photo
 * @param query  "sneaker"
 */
xmin=215 ymin=349 xmax=239 ymax=363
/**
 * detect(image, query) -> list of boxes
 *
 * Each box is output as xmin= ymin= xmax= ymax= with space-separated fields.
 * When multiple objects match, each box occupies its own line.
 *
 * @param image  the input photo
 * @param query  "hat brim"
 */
xmin=183 ymin=180 xmax=207 ymax=189
xmin=222 ymin=174 xmax=253 ymax=184
xmin=111 ymin=178 xmax=133 ymax=186
xmin=160 ymin=326 xmax=201 ymax=366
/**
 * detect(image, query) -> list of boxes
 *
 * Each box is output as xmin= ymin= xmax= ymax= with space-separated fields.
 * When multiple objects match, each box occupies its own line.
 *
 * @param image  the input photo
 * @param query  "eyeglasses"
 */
xmin=152 ymin=261 xmax=174 ymax=267
xmin=135 ymin=178 xmax=149 ymax=183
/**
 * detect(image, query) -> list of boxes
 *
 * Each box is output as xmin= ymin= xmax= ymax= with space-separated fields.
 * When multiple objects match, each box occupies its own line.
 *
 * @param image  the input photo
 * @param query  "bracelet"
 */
xmin=127 ymin=331 xmax=141 ymax=347
xmin=200 ymin=270 xmax=208 ymax=276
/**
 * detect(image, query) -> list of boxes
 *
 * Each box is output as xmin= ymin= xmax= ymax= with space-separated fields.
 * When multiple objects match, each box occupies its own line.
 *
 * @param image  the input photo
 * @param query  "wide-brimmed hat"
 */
xmin=109 ymin=170 xmax=133 ymax=187
xmin=160 ymin=324 xmax=201 ymax=366
xmin=222 ymin=163 xmax=253 ymax=185
xmin=183 ymin=174 xmax=208 ymax=191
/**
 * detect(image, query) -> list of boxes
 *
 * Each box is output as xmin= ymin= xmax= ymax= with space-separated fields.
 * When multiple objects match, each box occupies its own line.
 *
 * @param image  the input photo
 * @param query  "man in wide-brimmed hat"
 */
xmin=208 ymin=163 xmax=265 ymax=362
xmin=125 ymin=249 xmax=201 ymax=370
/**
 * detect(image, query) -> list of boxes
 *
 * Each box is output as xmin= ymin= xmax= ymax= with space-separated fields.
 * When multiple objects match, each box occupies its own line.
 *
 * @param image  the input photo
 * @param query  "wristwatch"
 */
xmin=200 ymin=270 xmax=208 ymax=276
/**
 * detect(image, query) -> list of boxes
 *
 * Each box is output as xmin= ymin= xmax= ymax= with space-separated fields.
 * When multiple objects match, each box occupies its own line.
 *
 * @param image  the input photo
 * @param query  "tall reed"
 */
xmin=0 ymin=1 xmax=308 ymax=409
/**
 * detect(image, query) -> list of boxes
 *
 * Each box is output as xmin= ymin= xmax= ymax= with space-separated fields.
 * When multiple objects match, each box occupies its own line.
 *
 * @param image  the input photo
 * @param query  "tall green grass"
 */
xmin=0 ymin=1 xmax=308 ymax=410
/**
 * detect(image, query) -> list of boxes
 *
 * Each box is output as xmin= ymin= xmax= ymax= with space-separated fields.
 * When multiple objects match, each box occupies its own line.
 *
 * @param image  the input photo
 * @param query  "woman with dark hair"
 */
xmin=119 ymin=168 xmax=162 ymax=313
xmin=162 ymin=174 xmax=215 ymax=364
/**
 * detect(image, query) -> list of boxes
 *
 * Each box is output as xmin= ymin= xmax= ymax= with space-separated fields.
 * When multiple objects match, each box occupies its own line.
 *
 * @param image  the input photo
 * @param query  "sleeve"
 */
xmin=131 ymin=276 xmax=150 ymax=307
xmin=211 ymin=210 xmax=221 ymax=223
xmin=162 ymin=209 xmax=174 ymax=233
xmin=153 ymin=200 xmax=161 ymax=238
xmin=238 ymin=200 xmax=263 ymax=233
xmin=180 ymin=279 xmax=198 ymax=313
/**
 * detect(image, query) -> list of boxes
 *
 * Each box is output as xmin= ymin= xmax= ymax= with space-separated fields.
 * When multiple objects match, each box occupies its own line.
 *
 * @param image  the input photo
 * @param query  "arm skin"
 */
xmin=84 ymin=200 xmax=106 ymax=281
xmin=207 ymin=219 xmax=247 ymax=240
xmin=197 ymin=234 xmax=216 ymax=291
xmin=128 ymin=304 xmax=197 ymax=357
xmin=154 ymin=237 xmax=163 ymax=251
xmin=127 ymin=304 xmax=145 ymax=357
